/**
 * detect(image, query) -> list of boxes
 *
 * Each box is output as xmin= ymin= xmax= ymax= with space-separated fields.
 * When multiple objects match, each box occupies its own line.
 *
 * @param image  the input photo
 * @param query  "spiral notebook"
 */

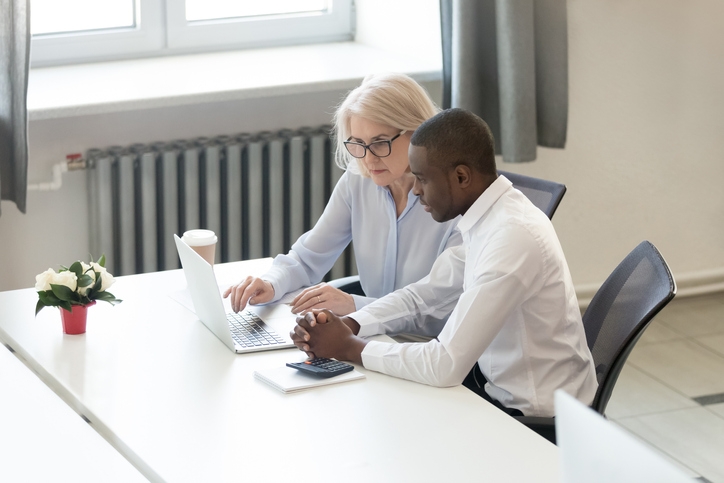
xmin=254 ymin=365 xmax=365 ymax=393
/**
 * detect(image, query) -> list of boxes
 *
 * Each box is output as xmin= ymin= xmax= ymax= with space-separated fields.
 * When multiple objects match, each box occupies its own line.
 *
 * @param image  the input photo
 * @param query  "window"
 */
xmin=31 ymin=0 xmax=136 ymax=35
xmin=30 ymin=0 xmax=353 ymax=67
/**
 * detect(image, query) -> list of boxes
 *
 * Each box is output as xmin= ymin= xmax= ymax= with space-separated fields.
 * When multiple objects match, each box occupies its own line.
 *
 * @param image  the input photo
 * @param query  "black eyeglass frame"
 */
xmin=343 ymin=130 xmax=407 ymax=159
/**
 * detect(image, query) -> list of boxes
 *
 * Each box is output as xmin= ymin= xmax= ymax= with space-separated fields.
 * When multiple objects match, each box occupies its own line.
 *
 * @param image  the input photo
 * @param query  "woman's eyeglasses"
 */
xmin=343 ymin=130 xmax=407 ymax=159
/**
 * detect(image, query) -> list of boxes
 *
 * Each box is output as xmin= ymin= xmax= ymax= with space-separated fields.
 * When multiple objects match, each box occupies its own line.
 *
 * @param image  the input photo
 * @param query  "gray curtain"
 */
xmin=441 ymin=0 xmax=568 ymax=163
xmin=0 ymin=0 xmax=30 ymax=214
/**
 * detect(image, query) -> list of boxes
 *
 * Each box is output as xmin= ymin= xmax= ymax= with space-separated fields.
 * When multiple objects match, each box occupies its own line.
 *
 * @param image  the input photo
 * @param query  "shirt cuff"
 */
xmin=260 ymin=266 xmax=289 ymax=304
xmin=349 ymin=309 xmax=381 ymax=338
xmin=351 ymin=294 xmax=376 ymax=311
xmin=360 ymin=340 xmax=389 ymax=373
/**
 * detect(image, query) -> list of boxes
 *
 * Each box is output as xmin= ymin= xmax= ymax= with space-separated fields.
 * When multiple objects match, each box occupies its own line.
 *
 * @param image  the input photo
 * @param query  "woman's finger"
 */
xmin=291 ymin=291 xmax=325 ymax=314
xmin=290 ymin=283 xmax=322 ymax=305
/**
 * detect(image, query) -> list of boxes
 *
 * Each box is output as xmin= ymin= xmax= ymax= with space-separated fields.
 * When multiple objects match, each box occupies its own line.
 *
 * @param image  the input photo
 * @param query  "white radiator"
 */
xmin=87 ymin=126 xmax=356 ymax=280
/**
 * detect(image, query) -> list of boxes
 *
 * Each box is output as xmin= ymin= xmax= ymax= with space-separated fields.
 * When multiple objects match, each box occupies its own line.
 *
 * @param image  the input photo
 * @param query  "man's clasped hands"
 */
xmin=290 ymin=310 xmax=368 ymax=365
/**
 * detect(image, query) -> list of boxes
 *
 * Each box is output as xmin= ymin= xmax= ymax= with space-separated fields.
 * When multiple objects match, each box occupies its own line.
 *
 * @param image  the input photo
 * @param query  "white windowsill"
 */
xmin=28 ymin=42 xmax=442 ymax=122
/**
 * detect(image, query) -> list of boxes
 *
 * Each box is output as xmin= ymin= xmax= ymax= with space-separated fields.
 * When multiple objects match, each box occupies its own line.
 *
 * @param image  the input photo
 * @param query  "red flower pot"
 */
xmin=60 ymin=301 xmax=96 ymax=335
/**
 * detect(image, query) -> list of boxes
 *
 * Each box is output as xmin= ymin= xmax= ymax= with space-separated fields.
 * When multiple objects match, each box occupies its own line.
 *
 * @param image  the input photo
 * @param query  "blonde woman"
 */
xmin=224 ymin=73 xmax=461 ymax=324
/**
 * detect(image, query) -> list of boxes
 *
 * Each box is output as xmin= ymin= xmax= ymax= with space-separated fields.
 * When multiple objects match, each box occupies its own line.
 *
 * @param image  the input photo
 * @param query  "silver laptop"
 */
xmin=174 ymin=234 xmax=297 ymax=353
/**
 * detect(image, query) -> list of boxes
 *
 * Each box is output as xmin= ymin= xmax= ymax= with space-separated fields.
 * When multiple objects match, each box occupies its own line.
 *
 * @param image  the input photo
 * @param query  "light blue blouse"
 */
xmin=263 ymin=170 xmax=462 ymax=310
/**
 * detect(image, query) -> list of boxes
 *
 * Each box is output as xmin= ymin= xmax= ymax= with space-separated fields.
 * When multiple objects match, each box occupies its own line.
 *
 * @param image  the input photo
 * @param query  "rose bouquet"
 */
xmin=35 ymin=255 xmax=122 ymax=315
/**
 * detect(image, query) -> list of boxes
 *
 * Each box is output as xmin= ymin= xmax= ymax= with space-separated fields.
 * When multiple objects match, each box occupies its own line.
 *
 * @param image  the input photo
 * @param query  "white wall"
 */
xmin=354 ymin=0 xmax=724 ymax=299
xmin=0 ymin=90 xmax=359 ymax=290
xmin=1 ymin=0 xmax=723 ymax=299
xmin=506 ymin=0 xmax=724 ymax=298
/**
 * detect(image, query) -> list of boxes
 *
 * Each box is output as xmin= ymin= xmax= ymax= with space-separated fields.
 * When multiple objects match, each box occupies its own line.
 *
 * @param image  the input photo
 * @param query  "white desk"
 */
xmin=0 ymin=259 xmax=559 ymax=482
xmin=0 ymin=343 xmax=147 ymax=482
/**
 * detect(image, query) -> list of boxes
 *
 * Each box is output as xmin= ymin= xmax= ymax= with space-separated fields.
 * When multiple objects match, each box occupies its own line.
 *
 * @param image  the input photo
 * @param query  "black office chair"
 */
xmin=498 ymin=170 xmax=567 ymax=220
xmin=329 ymin=172 xmax=567 ymax=296
xmin=517 ymin=240 xmax=677 ymax=444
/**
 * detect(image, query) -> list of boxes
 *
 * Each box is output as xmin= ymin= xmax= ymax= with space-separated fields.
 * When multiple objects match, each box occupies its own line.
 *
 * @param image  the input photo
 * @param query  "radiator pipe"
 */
xmin=27 ymin=154 xmax=86 ymax=191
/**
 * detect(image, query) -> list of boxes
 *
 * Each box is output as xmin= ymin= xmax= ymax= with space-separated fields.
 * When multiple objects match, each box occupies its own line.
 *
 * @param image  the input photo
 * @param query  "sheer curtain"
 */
xmin=441 ymin=0 xmax=568 ymax=163
xmin=0 ymin=0 xmax=30 ymax=215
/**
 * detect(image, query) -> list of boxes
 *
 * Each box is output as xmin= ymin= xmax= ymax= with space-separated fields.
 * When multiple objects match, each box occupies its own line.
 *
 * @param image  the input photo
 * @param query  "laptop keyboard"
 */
xmin=227 ymin=311 xmax=287 ymax=349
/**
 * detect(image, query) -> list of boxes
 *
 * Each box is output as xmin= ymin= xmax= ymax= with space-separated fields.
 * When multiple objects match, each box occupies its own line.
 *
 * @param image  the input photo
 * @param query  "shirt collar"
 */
xmin=457 ymin=175 xmax=513 ymax=234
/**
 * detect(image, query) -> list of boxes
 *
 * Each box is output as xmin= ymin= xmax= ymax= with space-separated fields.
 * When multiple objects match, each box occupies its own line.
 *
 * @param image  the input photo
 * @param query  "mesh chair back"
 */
xmin=583 ymin=241 xmax=676 ymax=414
xmin=499 ymin=170 xmax=567 ymax=219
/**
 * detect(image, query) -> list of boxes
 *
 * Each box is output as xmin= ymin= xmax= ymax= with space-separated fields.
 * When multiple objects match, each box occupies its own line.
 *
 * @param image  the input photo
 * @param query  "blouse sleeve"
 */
xmin=262 ymin=172 xmax=354 ymax=302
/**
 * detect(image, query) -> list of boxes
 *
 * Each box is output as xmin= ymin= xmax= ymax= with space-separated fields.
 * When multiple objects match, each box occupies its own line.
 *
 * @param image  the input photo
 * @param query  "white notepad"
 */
xmin=254 ymin=365 xmax=366 ymax=393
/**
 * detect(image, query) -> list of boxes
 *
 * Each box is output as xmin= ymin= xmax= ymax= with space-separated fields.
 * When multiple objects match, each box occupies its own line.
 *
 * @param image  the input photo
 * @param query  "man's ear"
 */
xmin=453 ymin=165 xmax=473 ymax=188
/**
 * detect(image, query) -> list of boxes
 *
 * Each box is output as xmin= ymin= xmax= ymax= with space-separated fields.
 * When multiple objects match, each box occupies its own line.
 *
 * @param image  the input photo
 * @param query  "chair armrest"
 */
xmin=327 ymin=275 xmax=365 ymax=296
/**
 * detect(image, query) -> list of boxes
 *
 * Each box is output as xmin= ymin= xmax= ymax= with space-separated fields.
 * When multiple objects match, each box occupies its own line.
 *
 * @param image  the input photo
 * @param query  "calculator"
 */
xmin=286 ymin=358 xmax=355 ymax=378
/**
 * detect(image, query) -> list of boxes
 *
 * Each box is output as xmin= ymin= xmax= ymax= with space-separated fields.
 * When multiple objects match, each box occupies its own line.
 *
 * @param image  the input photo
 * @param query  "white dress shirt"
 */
xmin=352 ymin=175 xmax=598 ymax=417
xmin=262 ymin=170 xmax=461 ymax=312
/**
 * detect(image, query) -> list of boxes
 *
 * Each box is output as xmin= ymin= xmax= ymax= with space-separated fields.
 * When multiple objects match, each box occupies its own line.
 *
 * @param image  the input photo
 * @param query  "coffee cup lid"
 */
xmin=182 ymin=229 xmax=217 ymax=246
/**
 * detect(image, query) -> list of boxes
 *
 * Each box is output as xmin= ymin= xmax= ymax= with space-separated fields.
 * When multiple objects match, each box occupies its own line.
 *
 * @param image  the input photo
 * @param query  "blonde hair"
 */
xmin=332 ymin=73 xmax=440 ymax=175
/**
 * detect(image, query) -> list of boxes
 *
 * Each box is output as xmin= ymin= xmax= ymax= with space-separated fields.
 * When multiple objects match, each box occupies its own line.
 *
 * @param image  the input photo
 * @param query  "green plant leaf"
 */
xmin=69 ymin=261 xmax=83 ymax=278
xmin=50 ymin=284 xmax=79 ymax=303
xmin=86 ymin=273 xmax=100 ymax=299
xmin=35 ymin=299 xmax=46 ymax=316
xmin=97 ymin=254 xmax=106 ymax=267
xmin=95 ymin=291 xmax=115 ymax=301
xmin=77 ymin=274 xmax=93 ymax=288
xmin=39 ymin=290 xmax=60 ymax=306
xmin=59 ymin=301 xmax=73 ymax=312
xmin=96 ymin=291 xmax=122 ymax=305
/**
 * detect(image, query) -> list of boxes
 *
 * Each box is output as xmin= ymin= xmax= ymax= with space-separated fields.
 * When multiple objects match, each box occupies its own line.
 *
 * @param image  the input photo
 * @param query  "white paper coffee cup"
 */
xmin=182 ymin=229 xmax=218 ymax=265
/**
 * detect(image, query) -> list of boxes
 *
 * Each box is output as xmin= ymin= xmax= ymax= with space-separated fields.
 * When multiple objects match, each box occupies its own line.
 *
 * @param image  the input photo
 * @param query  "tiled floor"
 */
xmin=606 ymin=292 xmax=724 ymax=482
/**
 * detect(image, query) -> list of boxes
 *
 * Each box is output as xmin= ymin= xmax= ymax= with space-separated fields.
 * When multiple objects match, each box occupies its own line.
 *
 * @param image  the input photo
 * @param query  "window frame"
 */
xmin=30 ymin=0 xmax=353 ymax=68
xmin=30 ymin=0 xmax=165 ymax=67
xmin=166 ymin=1 xmax=353 ymax=50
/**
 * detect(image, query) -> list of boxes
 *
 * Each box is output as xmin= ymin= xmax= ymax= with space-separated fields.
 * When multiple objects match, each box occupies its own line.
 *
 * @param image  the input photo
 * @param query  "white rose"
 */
xmin=91 ymin=262 xmax=115 ymax=292
xmin=35 ymin=268 xmax=57 ymax=292
xmin=78 ymin=262 xmax=96 ymax=296
xmin=52 ymin=270 xmax=78 ymax=292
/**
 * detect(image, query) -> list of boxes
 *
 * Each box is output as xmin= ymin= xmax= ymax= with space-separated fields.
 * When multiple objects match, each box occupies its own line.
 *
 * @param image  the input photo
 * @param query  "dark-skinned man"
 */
xmin=291 ymin=108 xmax=596 ymax=417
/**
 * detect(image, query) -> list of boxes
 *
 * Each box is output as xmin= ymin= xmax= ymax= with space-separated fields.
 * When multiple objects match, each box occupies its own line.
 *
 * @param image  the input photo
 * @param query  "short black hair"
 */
xmin=410 ymin=108 xmax=496 ymax=175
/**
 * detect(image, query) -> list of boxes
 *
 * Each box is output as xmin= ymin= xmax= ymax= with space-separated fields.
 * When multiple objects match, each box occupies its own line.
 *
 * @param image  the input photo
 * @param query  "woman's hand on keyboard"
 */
xmin=223 ymin=276 xmax=275 ymax=313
